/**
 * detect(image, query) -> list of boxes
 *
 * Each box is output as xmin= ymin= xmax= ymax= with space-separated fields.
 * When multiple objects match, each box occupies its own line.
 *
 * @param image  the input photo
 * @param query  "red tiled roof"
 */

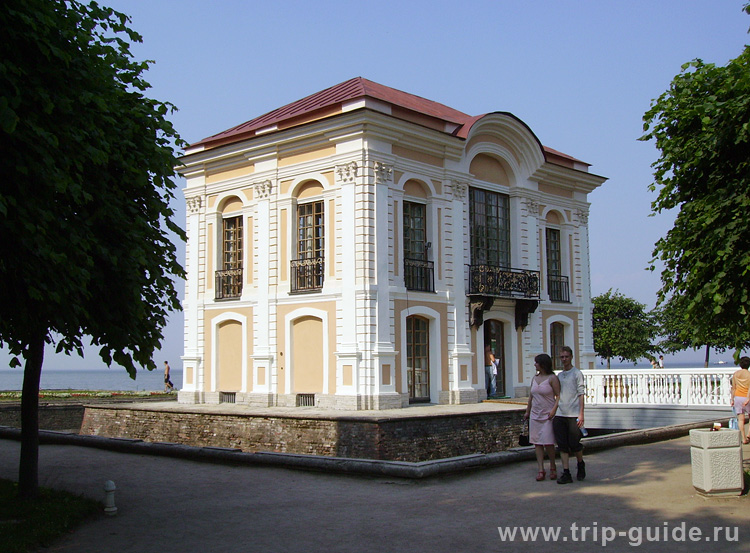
xmin=191 ymin=77 xmax=472 ymax=149
xmin=189 ymin=77 xmax=588 ymax=167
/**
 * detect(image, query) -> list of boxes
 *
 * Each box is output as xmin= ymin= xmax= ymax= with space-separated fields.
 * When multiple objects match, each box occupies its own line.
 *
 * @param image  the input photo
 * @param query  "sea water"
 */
xmin=0 ymin=368 xmax=182 ymax=392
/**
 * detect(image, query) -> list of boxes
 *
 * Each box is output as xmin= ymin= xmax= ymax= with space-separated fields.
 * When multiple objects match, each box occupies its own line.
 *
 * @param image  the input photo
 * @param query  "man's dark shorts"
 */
xmin=553 ymin=416 xmax=583 ymax=454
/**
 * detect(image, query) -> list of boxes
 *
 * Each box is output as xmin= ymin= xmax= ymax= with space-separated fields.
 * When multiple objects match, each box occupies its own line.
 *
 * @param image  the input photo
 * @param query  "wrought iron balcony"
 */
xmin=404 ymin=257 xmax=435 ymax=292
xmin=548 ymin=274 xmax=570 ymax=302
xmin=291 ymin=257 xmax=324 ymax=293
xmin=215 ymin=268 xmax=243 ymax=300
xmin=467 ymin=265 xmax=540 ymax=299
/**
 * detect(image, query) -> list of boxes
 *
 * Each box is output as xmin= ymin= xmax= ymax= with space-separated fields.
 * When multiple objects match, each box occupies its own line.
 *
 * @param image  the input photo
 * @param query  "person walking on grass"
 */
xmin=553 ymin=346 xmax=586 ymax=484
xmin=164 ymin=360 xmax=175 ymax=393
xmin=524 ymin=353 xmax=560 ymax=481
xmin=730 ymin=356 xmax=750 ymax=444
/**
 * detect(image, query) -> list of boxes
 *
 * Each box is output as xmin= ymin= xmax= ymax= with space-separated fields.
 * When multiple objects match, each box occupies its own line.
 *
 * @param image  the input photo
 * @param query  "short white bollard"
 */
xmin=103 ymin=480 xmax=118 ymax=516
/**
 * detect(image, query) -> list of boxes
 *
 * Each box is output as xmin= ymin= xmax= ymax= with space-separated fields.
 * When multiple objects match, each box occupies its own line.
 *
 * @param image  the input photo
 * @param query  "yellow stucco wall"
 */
xmin=296 ymin=180 xmax=325 ymax=199
xmin=469 ymin=154 xmax=511 ymax=187
xmin=205 ymin=165 xmax=254 ymax=185
xmin=218 ymin=320 xmax=242 ymax=391
xmin=539 ymin=182 xmax=573 ymax=198
xmin=392 ymin=145 xmax=443 ymax=167
xmin=275 ymin=300 xmax=337 ymax=396
xmin=292 ymin=316 xmax=324 ymax=393
xmin=403 ymin=179 xmax=428 ymax=198
xmin=203 ymin=306 xmax=254 ymax=393
xmin=279 ymin=146 xmax=337 ymax=168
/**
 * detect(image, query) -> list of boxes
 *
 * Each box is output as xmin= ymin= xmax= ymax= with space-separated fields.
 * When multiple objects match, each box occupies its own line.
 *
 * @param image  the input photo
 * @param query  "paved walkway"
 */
xmin=1 ymin=436 xmax=748 ymax=553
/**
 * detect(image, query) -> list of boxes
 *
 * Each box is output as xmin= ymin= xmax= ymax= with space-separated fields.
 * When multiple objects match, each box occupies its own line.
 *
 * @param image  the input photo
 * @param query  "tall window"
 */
xmin=550 ymin=322 xmax=565 ymax=371
xmin=546 ymin=228 xmax=569 ymax=302
xmin=403 ymin=201 xmax=426 ymax=260
xmin=292 ymin=200 xmax=324 ymax=292
xmin=406 ymin=316 xmax=430 ymax=402
xmin=403 ymin=201 xmax=433 ymax=291
xmin=546 ymin=228 xmax=561 ymax=276
xmin=469 ymin=188 xmax=510 ymax=267
xmin=216 ymin=215 xmax=243 ymax=299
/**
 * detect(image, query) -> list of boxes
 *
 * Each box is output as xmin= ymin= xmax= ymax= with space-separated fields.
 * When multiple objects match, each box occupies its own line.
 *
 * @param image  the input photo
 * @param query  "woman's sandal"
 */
xmin=536 ymin=470 xmax=546 ymax=481
xmin=549 ymin=467 xmax=557 ymax=480
xmin=743 ymin=438 xmax=750 ymax=444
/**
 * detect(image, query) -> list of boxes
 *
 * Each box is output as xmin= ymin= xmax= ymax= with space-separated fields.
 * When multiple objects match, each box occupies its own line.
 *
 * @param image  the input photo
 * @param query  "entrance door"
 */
xmin=406 ymin=315 xmax=430 ymax=403
xmin=550 ymin=322 xmax=565 ymax=372
xmin=484 ymin=320 xmax=505 ymax=397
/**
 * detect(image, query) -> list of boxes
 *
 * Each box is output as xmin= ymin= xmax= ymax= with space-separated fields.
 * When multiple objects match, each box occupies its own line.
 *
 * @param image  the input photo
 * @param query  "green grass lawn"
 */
xmin=0 ymin=390 xmax=174 ymax=402
xmin=0 ymin=479 xmax=101 ymax=553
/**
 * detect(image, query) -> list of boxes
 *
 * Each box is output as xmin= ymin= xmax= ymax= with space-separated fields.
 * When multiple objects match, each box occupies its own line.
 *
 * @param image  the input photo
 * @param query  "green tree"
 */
xmin=593 ymin=290 xmax=658 ymax=368
xmin=0 ymin=1 xmax=184 ymax=498
xmin=656 ymin=295 xmax=750 ymax=367
xmin=641 ymin=3 xmax=750 ymax=356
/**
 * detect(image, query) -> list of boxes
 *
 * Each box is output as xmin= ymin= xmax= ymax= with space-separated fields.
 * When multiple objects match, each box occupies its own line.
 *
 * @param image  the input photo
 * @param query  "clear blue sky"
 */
xmin=4 ymin=0 xmax=749 ymax=372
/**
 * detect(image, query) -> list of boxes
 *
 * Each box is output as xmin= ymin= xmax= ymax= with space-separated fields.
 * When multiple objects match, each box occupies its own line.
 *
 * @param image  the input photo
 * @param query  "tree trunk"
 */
xmin=704 ymin=345 xmax=710 ymax=368
xmin=18 ymin=331 xmax=45 ymax=500
xmin=607 ymin=356 xmax=611 ymax=369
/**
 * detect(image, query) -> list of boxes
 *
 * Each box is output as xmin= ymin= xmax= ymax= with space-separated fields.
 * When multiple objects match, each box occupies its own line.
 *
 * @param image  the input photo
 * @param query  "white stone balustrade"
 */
xmin=584 ymin=368 xmax=736 ymax=407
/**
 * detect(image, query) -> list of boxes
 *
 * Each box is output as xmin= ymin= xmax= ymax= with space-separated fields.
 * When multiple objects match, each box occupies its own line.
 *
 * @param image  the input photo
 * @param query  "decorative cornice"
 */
xmin=373 ymin=162 xmax=393 ymax=184
xmin=253 ymin=180 xmax=273 ymax=199
xmin=186 ymin=196 xmax=203 ymax=214
xmin=335 ymin=161 xmax=358 ymax=184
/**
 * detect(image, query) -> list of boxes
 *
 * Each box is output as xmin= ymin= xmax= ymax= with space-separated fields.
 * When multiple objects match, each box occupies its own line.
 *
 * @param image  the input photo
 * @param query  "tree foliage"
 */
xmin=656 ymin=295 xmax=750 ymax=366
xmin=0 ymin=0 xmax=184 ymax=497
xmin=593 ymin=290 xmax=658 ymax=368
xmin=641 ymin=4 xmax=750 ymax=355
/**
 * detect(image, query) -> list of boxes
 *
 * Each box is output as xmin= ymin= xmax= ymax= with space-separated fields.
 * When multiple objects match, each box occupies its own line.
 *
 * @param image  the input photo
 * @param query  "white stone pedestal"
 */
xmin=689 ymin=428 xmax=744 ymax=497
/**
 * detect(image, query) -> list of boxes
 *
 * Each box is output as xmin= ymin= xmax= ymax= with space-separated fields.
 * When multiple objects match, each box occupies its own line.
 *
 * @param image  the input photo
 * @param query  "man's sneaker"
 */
xmin=577 ymin=461 xmax=586 ymax=481
xmin=557 ymin=470 xmax=573 ymax=484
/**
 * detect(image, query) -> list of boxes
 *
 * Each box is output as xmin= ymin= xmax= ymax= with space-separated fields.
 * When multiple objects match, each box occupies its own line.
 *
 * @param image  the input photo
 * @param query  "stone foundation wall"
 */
xmin=80 ymin=406 xmax=525 ymax=462
xmin=0 ymin=404 xmax=84 ymax=431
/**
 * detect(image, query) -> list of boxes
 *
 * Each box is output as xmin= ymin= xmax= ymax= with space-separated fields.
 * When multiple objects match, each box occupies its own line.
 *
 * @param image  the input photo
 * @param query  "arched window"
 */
xmin=216 ymin=197 xmax=243 ymax=300
xmin=292 ymin=181 xmax=325 ymax=292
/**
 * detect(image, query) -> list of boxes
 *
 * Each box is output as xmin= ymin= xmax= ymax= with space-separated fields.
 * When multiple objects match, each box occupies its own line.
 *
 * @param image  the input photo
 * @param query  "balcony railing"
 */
xmin=467 ymin=265 xmax=540 ymax=299
xmin=291 ymin=257 xmax=324 ymax=293
xmin=404 ymin=258 xmax=434 ymax=292
xmin=584 ymin=368 xmax=735 ymax=407
xmin=215 ymin=268 xmax=243 ymax=300
xmin=548 ymin=274 xmax=570 ymax=302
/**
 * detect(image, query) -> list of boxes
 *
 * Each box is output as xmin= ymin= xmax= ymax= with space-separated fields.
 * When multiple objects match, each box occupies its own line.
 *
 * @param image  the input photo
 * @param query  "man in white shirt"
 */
xmin=552 ymin=346 xmax=586 ymax=484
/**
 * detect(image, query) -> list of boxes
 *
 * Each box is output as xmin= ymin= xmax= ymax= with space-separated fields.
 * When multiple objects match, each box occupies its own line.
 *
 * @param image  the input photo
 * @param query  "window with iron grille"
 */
xmin=403 ymin=201 xmax=434 ymax=291
xmin=469 ymin=188 xmax=510 ymax=268
xmin=292 ymin=201 xmax=324 ymax=292
xmin=216 ymin=215 xmax=243 ymax=299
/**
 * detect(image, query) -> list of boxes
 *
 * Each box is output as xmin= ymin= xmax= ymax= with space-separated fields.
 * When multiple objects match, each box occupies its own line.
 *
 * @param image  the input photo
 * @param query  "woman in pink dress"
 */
xmin=524 ymin=353 xmax=560 ymax=481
